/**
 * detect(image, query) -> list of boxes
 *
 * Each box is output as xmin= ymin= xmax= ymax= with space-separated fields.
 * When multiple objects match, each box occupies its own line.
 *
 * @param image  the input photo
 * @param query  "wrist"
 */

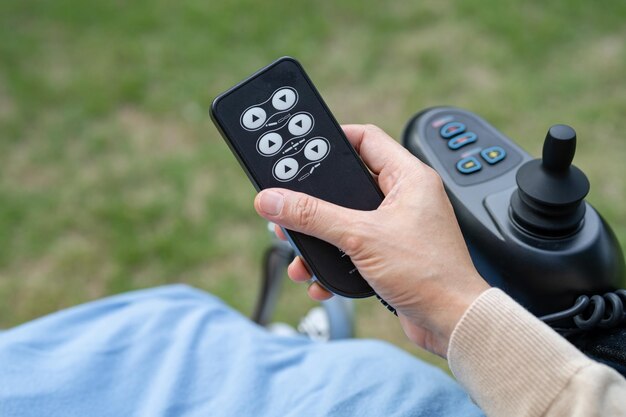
xmin=428 ymin=276 xmax=490 ymax=354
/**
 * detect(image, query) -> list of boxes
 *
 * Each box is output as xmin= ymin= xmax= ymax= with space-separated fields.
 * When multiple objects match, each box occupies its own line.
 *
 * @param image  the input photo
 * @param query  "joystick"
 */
xmin=510 ymin=125 xmax=590 ymax=238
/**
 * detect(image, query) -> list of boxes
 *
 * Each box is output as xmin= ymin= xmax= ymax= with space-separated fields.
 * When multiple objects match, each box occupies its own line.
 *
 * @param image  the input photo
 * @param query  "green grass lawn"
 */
xmin=1 ymin=0 xmax=625 ymax=370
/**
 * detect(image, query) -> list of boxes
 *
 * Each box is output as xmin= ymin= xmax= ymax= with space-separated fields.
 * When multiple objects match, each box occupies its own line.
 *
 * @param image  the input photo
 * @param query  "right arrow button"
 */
xmin=258 ymin=132 xmax=283 ymax=156
xmin=241 ymin=107 xmax=266 ymax=131
xmin=273 ymin=158 xmax=299 ymax=181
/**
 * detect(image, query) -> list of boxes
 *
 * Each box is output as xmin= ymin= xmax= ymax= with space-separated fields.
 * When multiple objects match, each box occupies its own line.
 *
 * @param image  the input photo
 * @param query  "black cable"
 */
xmin=540 ymin=290 xmax=626 ymax=333
xmin=600 ymin=293 xmax=623 ymax=328
xmin=540 ymin=295 xmax=589 ymax=323
xmin=617 ymin=289 xmax=626 ymax=311
xmin=573 ymin=295 xmax=605 ymax=331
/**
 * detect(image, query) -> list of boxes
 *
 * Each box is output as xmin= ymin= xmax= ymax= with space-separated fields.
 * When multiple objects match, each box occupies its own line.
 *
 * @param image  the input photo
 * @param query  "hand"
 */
xmin=254 ymin=124 xmax=490 ymax=357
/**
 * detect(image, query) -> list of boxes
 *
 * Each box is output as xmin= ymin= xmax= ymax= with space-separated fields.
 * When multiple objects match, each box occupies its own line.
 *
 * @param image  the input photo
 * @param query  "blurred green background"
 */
xmin=1 ymin=0 xmax=625 ymax=369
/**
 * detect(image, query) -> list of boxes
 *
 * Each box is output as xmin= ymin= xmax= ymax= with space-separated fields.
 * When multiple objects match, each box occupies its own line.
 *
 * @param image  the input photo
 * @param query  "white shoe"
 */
xmin=266 ymin=322 xmax=299 ymax=337
xmin=297 ymin=307 xmax=331 ymax=342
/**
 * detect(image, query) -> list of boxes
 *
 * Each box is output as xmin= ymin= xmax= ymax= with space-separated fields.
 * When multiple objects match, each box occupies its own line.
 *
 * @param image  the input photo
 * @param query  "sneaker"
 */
xmin=297 ymin=307 xmax=331 ymax=342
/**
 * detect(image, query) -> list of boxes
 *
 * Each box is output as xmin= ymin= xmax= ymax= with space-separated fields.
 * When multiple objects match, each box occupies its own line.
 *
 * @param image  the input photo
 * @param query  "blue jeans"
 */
xmin=0 ymin=285 xmax=483 ymax=416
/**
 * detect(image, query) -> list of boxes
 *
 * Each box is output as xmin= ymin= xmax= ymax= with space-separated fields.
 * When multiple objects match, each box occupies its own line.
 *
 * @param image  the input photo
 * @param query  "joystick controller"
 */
xmin=404 ymin=107 xmax=626 ymax=375
xmin=403 ymin=107 xmax=624 ymax=316
xmin=510 ymin=125 xmax=590 ymax=238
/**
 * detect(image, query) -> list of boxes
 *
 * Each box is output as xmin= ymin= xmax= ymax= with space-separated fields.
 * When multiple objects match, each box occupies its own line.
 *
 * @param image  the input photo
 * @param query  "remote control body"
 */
xmin=211 ymin=57 xmax=383 ymax=298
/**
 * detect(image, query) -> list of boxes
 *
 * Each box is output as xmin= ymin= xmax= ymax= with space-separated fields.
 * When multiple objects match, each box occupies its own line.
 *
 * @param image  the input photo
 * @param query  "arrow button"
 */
xmin=304 ymin=138 xmax=329 ymax=161
xmin=257 ymin=132 xmax=283 ymax=156
xmin=271 ymin=87 xmax=297 ymax=111
xmin=241 ymin=107 xmax=266 ymax=130
xmin=274 ymin=158 xmax=299 ymax=181
xmin=288 ymin=113 xmax=313 ymax=136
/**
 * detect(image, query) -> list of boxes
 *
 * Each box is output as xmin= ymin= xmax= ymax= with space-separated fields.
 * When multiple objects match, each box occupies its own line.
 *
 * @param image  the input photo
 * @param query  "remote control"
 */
xmin=210 ymin=57 xmax=383 ymax=298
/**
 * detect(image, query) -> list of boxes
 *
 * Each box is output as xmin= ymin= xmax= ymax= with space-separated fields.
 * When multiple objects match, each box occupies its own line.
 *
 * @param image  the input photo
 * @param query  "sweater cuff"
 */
xmin=447 ymin=288 xmax=590 ymax=417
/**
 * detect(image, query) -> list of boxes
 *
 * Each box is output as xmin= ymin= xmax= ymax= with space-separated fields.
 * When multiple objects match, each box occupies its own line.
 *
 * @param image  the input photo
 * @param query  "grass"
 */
xmin=1 ymin=0 xmax=625 ymax=371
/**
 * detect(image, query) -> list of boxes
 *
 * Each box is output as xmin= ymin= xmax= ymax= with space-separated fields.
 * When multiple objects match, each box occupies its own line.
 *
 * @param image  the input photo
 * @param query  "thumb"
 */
xmin=254 ymin=188 xmax=359 ymax=248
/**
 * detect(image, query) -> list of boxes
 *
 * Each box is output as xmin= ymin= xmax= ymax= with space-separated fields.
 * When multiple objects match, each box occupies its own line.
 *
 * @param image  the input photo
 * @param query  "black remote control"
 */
xmin=210 ymin=57 xmax=383 ymax=298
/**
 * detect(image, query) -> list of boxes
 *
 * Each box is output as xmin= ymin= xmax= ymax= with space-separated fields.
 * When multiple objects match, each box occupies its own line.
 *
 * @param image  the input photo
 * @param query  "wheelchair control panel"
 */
xmin=403 ymin=107 xmax=626 ymax=376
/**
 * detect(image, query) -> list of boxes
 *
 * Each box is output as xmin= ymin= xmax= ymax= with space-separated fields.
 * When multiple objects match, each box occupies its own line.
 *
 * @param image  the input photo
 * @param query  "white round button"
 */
xmin=274 ymin=158 xmax=299 ymax=181
xmin=288 ymin=113 xmax=313 ymax=137
xmin=271 ymin=88 xmax=297 ymax=111
xmin=258 ymin=132 xmax=283 ymax=156
xmin=241 ymin=107 xmax=266 ymax=130
xmin=304 ymin=138 xmax=329 ymax=161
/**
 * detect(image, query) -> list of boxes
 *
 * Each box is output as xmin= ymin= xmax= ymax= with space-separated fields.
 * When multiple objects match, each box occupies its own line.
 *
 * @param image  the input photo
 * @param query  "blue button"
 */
xmin=448 ymin=132 xmax=478 ymax=150
xmin=480 ymin=146 xmax=507 ymax=164
xmin=440 ymin=122 xmax=466 ymax=139
xmin=456 ymin=156 xmax=482 ymax=174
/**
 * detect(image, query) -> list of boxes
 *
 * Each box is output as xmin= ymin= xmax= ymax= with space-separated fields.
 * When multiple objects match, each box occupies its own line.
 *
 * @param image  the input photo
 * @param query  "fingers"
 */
xmin=255 ymin=189 xmax=360 ymax=249
xmin=287 ymin=256 xmax=332 ymax=301
xmin=287 ymin=256 xmax=311 ymax=282
xmin=266 ymin=198 xmax=340 ymax=303
xmin=308 ymin=282 xmax=333 ymax=301
xmin=274 ymin=224 xmax=287 ymax=241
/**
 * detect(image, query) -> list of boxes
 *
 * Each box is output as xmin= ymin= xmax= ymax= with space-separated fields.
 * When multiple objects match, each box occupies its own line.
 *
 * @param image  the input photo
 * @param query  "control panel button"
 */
xmin=448 ymin=132 xmax=478 ymax=150
xmin=258 ymin=132 xmax=283 ymax=156
xmin=274 ymin=158 xmax=299 ymax=181
xmin=440 ymin=122 xmax=466 ymax=139
xmin=288 ymin=113 xmax=314 ymax=137
xmin=241 ymin=107 xmax=267 ymax=130
xmin=304 ymin=138 xmax=330 ymax=161
xmin=456 ymin=156 xmax=482 ymax=174
xmin=271 ymin=87 xmax=298 ymax=111
xmin=480 ymin=146 xmax=507 ymax=165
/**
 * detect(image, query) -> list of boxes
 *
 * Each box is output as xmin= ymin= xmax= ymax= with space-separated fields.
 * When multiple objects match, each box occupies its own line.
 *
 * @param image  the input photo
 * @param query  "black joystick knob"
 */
xmin=542 ymin=125 xmax=577 ymax=171
xmin=510 ymin=125 xmax=590 ymax=238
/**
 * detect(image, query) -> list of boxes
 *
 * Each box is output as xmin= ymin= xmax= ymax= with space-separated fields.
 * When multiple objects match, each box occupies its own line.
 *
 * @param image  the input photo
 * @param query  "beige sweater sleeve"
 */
xmin=447 ymin=288 xmax=626 ymax=417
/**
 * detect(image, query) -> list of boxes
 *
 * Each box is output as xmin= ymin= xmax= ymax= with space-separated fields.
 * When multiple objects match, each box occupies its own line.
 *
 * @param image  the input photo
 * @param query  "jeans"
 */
xmin=0 ymin=285 xmax=483 ymax=416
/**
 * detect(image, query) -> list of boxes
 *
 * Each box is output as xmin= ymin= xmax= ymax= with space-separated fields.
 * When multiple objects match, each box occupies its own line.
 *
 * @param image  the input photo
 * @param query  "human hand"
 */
xmin=254 ymin=124 xmax=490 ymax=357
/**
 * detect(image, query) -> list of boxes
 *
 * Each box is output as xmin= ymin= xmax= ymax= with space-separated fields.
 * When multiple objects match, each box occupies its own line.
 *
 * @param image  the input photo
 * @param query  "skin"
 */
xmin=254 ymin=124 xmax=490 ymax=357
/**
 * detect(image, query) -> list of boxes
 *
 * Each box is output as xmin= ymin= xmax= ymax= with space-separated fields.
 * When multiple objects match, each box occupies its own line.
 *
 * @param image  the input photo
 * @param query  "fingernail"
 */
xmin=259 ymin=190 xmax=284 ymax=216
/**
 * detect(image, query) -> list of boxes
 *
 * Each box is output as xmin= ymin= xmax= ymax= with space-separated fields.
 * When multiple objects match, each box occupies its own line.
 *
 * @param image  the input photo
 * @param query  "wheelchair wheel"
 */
xmin=252 ymin=227 xmax=355 ymax=340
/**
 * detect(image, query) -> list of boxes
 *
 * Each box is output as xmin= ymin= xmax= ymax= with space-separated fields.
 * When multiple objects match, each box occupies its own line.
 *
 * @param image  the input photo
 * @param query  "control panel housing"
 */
xmin=403 ymin=107 xmax=624 ymax=315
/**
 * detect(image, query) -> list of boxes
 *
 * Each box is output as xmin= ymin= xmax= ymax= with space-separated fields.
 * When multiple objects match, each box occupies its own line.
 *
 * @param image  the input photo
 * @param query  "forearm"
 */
xmin=447 ymin=288 xmax=626 ymax=417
